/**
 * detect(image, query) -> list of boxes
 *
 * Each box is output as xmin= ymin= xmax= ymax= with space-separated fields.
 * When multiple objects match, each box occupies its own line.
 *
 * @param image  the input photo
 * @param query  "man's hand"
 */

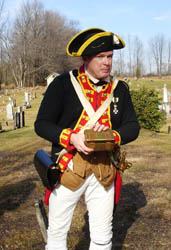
xmin=70 ymin=133 xmax=94 ymax=155
xmin=93 ymin=122 xmax=109 ymax=132
xmin=70 ymin=123 xmax=109 ymax=155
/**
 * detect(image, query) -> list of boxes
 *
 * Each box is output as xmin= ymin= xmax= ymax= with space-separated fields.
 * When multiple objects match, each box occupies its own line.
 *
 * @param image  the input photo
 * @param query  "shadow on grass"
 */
xmin=0 ymin=150 xmax=36 ymax=177
xmin=0 ymin=178 xmax=36 ymax=216
xmin=75 ymin=182 xmax=147 ymax=250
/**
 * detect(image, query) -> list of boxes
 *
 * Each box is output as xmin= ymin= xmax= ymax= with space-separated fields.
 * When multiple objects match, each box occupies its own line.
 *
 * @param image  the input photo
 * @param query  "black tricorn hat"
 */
xmin=66 ymin=27 xmax=125 ymax=57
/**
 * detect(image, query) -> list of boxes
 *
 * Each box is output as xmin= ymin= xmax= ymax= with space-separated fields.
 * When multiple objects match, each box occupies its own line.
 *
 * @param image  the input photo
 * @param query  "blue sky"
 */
xmin=3 ymin=0 xmax=171 ymax=46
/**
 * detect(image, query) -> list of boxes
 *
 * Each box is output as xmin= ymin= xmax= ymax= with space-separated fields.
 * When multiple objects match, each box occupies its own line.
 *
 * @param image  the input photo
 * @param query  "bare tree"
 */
xmin=126 ymin=34 xmax=133 ymax=76
xmin=4 ymin=0 xmax=80 ymax=87
xmin=41 ymin=10 xmax=80 ymax=74
xmin=0 ymin=0 xmax=9 ymax=85
xmin=133 ymin=36 xmax=144 ymax=78
xmin=7 ymin=0 xmax=46 ymax=87
xmin=149 ymin=34 xmax=166 ymax=76
xmin=112 ymin=49 xmax=125 ymax=77
xmin=167 ymin=38 xmax=171 ymax=75
xmin=122 ymin=34 xmax=144 ymax=77
xmin=0 ymin=0 xmax=6 ymax=37
xmin=147 ymin=49 xmax=153 ymax=75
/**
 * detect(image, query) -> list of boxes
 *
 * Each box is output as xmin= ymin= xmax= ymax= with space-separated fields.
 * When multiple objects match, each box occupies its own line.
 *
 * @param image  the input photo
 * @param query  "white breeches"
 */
xmin=46 ymin=173 xmax=114 ymax=250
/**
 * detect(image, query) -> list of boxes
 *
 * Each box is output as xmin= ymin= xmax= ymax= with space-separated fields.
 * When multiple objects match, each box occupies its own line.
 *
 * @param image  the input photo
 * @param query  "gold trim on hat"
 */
xmin=66 ymin=27 xmax=105 ymax=56
xmin=66 ymin=28 xmax=125 ymax=57
xmin=77 ymin=31 xmax=112 ymax=56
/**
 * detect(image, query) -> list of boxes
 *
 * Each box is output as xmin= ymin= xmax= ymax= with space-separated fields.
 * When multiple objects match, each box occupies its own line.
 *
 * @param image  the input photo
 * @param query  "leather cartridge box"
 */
xmin=84 ymin=129 xmax=115 ymax=151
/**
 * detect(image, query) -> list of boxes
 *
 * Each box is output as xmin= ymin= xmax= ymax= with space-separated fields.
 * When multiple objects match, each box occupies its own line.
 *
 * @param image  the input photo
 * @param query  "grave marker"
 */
xmin=6 ymin=103 xmax=14 ymax=120
xmin=24 ymin=92 xmax=31 ymax=108
xmin=162 ymin=84 xmax=170 ymax=116
xmin=0 ymin=122 xmax=3 ymax=132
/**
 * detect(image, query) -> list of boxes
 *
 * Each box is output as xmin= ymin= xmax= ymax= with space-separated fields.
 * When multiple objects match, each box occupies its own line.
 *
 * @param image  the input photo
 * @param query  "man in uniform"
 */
xmin=34 ymin=27 xmax=140 ymax=250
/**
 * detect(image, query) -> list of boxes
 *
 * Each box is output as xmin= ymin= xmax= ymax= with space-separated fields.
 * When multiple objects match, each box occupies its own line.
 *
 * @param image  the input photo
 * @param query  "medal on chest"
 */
xmin=113 ymin=97 xmax=119 ymax=114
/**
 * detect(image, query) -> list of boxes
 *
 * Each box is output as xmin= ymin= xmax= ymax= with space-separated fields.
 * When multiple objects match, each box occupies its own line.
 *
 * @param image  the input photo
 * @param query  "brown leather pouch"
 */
xmin=84 ymin=129 xmax=115 ymax=151
xmin=110 ymin=148 xmax=132 ymax=175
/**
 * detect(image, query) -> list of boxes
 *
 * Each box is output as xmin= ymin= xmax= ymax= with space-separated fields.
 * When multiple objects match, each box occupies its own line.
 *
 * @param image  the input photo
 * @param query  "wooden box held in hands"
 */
xmin=84 ymin=129 xmax=115 ymax=151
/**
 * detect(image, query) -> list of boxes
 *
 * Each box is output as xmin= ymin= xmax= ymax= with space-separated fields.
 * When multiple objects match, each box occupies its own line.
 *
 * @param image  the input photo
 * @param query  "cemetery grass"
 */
xmin=0 ymin=85 xmax=170 ymax=249
xmin=130 ymin=76 xmax=171 ymax=91
xmin=129 ymin=77 xmax=171 ymax=99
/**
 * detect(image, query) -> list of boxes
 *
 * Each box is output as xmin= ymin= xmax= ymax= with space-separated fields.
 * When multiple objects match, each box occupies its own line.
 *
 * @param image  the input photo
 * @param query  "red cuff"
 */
xmin=112 ymin=130 xmax=121 ymax=147
xmin=59 ymin=128 xmax=75 ymax=150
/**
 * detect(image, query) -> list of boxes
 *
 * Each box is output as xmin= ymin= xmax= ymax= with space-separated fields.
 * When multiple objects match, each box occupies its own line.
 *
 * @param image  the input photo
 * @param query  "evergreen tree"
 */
xmin=130 ymin=87 xmax=166 ymax=132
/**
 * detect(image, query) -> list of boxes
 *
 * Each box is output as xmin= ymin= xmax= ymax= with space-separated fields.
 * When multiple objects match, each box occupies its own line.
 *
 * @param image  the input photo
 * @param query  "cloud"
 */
xmin=153 ymin=15 xmax=169 ymax=21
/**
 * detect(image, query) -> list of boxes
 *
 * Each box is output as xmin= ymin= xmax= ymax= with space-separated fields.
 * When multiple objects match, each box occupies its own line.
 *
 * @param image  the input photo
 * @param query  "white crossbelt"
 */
xmin=69 ymin=71 xmax=118 ymax=133
xmin=56 ymin=71 xmax=118 ymax=163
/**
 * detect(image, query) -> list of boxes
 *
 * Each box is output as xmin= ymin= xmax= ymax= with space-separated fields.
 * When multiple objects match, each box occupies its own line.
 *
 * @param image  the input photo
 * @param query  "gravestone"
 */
xmin=25 ymin=92 xmax=29 ymax=104
xmin=31 ymin=92 xmax=37 ymax=99
xmin=168 ymin=126 xmax=171 ymax=134
xmin=9 ymin=97 xmax=16 ymax=107
xmin=17 ymin=106 xmax=22 ymax=113
xmin=5 ymin=89 xmax=8 ymax=96
xmin=22 ymin=111 xmax=25 ymax=127
xmin=0 ymin=122 xmax=3 ymax=132
xmin=162 ymin=84 xmax=170 ymax=116
xmin=24 ymin=92 xmax=31 ymax=108
xmin=163 ymin=84 xmax=168 ymax=103
xmin=13 ymin=99 xmax=16 ymax=107
xmin=16 ymin=112 xmax=21 ymax=128
xmin=6 ymin=103 xmax=14 ymax=120
xmin=14 ymin=107 xmax=25 ymax=128
xmin=14 ymin=112 xmax=20 ymax=129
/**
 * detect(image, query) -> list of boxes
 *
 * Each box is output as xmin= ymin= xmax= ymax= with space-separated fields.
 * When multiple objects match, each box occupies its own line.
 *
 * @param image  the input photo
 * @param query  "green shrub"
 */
xmin=130 ymin=87 xmax=166 ymax=132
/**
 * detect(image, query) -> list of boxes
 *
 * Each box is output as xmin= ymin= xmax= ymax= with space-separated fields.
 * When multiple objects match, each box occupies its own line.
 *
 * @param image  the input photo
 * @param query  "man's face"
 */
xmin=84 ymin=50 xmax=113 ymax=80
